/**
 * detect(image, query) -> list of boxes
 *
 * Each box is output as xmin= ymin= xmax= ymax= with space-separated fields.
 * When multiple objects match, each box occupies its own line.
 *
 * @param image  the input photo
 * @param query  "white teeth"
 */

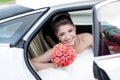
xmin=66 ymin=38 xmax=72 ymax=43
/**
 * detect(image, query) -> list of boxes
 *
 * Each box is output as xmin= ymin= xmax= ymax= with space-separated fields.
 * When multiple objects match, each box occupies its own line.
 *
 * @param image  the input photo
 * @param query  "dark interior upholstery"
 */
xmin=42 ymin=25 xmax=92 ymax=48
xmin=76 ymin=25 xmax=92 ymax=34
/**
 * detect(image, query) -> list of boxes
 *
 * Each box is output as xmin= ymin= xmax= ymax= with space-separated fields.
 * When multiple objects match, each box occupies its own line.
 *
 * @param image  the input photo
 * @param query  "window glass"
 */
xmin=0 ymin=22 xmax=22 ymax=38
xmin=69 ymin=10 xmax=92 ymax=25
xmin=98 ymin=2 xmax=120 ymax=56
xmin=0 ymin=5 xmax=34 ymax=20
xmin=0 ymin=12 xmax=43 ymax=44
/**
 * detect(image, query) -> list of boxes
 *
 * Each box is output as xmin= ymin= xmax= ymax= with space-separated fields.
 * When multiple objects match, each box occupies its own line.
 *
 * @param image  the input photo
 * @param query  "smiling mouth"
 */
xmin=65 ymin=37 xmax=74 ymax=43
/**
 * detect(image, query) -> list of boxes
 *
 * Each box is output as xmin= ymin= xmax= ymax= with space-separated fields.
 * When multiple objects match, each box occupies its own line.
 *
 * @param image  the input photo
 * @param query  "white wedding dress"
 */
xmin=38 ymin=48 xmax=95 ymax=80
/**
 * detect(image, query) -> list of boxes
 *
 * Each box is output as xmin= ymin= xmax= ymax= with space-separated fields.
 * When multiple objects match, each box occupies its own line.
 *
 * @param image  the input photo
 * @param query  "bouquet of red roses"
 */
xmin=51 ymin=43 xmax=75 ymax=67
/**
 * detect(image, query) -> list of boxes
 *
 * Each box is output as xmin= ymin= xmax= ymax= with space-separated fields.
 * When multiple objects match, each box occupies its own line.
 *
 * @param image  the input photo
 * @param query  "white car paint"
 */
xmin=94 ymin=54 xmax=120 ymax=80
xmin=16 ymin=0 xmax=83 ymax=9
xmin=0 ymin=47 xmax=35 ymax=80
xmin=16 ymin=0 xmax=101 ymax=9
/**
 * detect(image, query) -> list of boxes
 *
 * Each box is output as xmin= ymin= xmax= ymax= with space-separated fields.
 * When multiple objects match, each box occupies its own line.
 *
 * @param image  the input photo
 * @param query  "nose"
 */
xmin=65 ymin=33 xmax=70 ymax=40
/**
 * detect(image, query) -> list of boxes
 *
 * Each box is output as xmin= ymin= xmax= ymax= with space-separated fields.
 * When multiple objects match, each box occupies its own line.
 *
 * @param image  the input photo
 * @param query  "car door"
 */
xmin=93 ymin=0 xmax=120 ymax=80
xmin=0 ymin=4 xmax=48 ymax=80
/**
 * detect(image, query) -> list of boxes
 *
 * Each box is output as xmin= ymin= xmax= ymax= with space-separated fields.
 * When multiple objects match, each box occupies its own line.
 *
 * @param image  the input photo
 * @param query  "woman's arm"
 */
xmin=31 ymin=49 xmax=56 ymax=71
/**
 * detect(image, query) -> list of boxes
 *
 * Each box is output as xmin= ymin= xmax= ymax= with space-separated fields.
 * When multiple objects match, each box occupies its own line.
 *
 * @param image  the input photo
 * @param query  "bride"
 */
xmin=31 ymin=13 xmax=94 ymax=80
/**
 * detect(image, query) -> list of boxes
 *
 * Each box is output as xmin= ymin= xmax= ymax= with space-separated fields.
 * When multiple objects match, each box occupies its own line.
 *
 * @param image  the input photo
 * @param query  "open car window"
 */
xmin=28 ymin=9 xmax=94 ymax=80
xmin=28 ymin=9 xmax=93 ymax=58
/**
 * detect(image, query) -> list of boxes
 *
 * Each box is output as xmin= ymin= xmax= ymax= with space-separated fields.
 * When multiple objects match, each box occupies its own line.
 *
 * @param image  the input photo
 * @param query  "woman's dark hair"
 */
xmin=52 ymin=13 xmax=74 ymax=33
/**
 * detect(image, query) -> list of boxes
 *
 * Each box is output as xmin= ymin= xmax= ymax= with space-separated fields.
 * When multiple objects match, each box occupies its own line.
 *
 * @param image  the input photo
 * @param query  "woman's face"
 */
xmin=56 ymin=24 xmax=76 ymax=46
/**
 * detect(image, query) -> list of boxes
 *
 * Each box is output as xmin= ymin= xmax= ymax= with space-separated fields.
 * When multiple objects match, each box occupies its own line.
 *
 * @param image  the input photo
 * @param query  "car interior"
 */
xmin=27 ymin=9 xmax=98 ymax=80
xmin=26 ymin=2 xmax=120 ymax=80
xmin=28 ymin=10 xmax=93 ymax=59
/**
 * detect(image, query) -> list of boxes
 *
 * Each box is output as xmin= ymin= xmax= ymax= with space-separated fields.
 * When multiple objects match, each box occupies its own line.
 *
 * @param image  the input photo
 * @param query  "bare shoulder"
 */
xmin=77 ymin=33 xmax=93 ymax=39
xmin=77 ymin=33 xmax=93 ymax=45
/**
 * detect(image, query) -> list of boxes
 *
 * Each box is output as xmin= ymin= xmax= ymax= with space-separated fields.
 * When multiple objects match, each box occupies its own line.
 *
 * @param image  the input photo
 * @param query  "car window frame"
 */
xmin=25 ymin=5 xmax=95 ymax=80
xmin=0 ymin=7 xmax=49 ymax=46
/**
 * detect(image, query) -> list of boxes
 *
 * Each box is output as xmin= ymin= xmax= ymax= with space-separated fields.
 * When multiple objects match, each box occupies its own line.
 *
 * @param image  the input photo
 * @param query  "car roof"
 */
xmin=16 ymin=0 xmax=103 ymax=9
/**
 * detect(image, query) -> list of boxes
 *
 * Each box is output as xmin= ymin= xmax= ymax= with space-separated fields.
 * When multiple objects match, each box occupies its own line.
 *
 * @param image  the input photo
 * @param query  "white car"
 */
xmin=0 ymin=0 xmax=120 ymax=80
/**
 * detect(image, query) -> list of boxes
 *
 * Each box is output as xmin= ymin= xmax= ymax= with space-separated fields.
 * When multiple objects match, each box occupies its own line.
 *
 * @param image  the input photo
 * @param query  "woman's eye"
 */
xmin=68 ymin=29 xmax=73 ymax=32
xmin=60 ymin=33 xmax=64 ymax=36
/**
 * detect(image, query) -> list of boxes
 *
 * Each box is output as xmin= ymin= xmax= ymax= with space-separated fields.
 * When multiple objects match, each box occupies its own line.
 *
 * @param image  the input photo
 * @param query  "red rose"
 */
xmin=51 ymin=43 xmax=75 ymax=67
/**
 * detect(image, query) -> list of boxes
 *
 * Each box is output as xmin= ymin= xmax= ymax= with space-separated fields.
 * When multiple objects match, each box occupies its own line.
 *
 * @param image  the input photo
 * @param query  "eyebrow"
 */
xmin=57 ymin=26 xmax=73 ymax=35
xmin=58 ymin=32 xmax=65 ymax=35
